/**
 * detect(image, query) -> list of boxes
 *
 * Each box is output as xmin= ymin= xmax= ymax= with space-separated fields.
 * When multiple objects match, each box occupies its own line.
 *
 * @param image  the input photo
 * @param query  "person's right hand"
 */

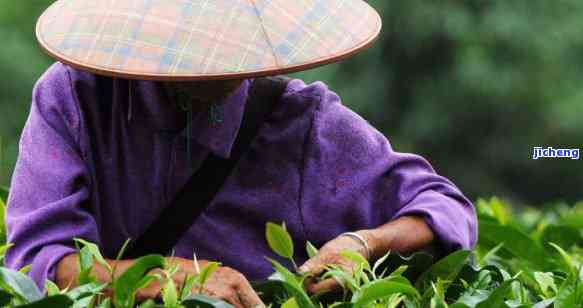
xmin=136 ymin=257 xmax=265 ymax=308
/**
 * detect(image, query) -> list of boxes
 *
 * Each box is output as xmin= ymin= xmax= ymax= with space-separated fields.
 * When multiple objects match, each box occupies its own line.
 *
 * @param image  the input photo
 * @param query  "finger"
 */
xmin=237 ymin=289 xmax=265 ymax=308
xmin=306 ymin=277 xmax=342 ymax=295
xmin=218 ymin=292 xmax=246 ymax=308
xmin=235 ymin=280 xmax=265 ymax=308
xmin=298 ymin=257 xmax=326 ymax=277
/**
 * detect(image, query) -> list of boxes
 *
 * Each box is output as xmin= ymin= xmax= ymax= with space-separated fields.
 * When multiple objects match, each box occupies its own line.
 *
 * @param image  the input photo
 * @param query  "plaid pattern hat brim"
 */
xmin=36 ymin=0 xmax=382 ymax=81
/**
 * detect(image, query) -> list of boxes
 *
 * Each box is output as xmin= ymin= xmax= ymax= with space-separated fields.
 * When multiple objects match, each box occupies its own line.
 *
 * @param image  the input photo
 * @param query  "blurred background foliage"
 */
xmin=0 ymin=0 xmax=582 ymax=206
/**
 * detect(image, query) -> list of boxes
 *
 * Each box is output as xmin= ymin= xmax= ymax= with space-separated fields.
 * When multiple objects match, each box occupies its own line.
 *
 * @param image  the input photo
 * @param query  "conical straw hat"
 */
xmin=36 ymin=0 xmax=382 ymax=81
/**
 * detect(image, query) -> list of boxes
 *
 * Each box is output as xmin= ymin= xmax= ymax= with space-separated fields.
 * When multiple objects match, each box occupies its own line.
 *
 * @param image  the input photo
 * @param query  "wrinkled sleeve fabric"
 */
xmin=5 ymin=63 xmax=99 ymax=289
xmin=297 ymin=80 xmax=477 ymax=253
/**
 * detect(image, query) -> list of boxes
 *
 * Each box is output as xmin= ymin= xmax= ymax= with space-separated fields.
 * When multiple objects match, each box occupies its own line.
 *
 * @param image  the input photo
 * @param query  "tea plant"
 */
xmin=0 ymin=193 xmax=582 ymax=307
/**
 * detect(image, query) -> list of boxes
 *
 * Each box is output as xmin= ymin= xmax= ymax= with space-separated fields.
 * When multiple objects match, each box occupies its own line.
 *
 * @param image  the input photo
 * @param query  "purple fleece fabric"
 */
xmin=5 ymin=62 xmax=477 ymax=288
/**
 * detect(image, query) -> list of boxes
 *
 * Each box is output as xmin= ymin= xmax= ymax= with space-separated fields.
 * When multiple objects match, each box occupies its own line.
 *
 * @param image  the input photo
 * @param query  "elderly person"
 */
xmin=5 ymin=0 xmax=477 ymax=307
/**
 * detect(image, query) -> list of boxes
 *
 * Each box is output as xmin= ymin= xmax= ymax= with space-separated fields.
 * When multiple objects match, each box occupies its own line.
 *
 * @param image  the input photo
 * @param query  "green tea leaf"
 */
xmin=19 ymin=264 xmax=32 ymax=274
xmin=479 ymin=221 xmax=548 ymax=269
xmin=454 ymin=289 xmax=491 ymax=307
xmin=198 ymin=262 xmax=220 ymax=291
xmin=555 ymin=274 xmax=583 ymax=308
xmin=487 ymin=197 xmax=512 ymax=225
xmin=0 ymin=290 xmax=12 ymax=306
xmin=352 ymin=279 xmax=420 ymax=306
xmin=390 ymin=265 xmax=409 ymax=278
xmin=266 ymin=222 xmax=294 ymax=259
xmin=429 ymin=281 xmax=448 ymax=308
xmin=181 ymin=294 xmax=233 ymax=308
xmin=66 ymin=282 xmax=107 ymax=301
xmin=340 ymin=250 xmax=370 ymax=271
xmin=180 ymin=275 xmax=198 ymax=301
xmin=322 ymin=266 xmax=359 ymax=291
xmin=73 ymin=238 xmax=112 ymax=273
xmin=0 ymin=185 xmax=9 ymax=202
xmin=76 ymin=245 xmax=97 ymax=284
xmin=306 ymin=241 xmax=318 ymax=259
xmin=328 ymin=303 xmax=353 ymax=308
xmin=281 ymin=297 xmax=299 ymax=308
xmin=16 ymin=294 xmax=73 ymax=308
xmin=415 ymin=250 xmax=471 ymax=291
xmin=44 ymin=280 xmax=60 ymax=296
xmin=372 ymin=252 xmax=391 ymax=277
xmin=97 ymin=297 xmax=112 ymax=308
xmin=0 ymin=267 xmax=42 ymax=303
xmin=115 ymin=239 xmax=132 ymax=262
xmin=266 ymin=258 xmax=300 ymax=288
xmin=0 ymin=195 xmax=6 ymax=232
xmin=475 ymin=279 xmax=516 ymax=308
xmin=266 ymin=258 xmax=314 ymax=308
xmin=113 ymin=255 xmax=165 ymax=308
xmin=540 ymin=225 xmax=582 ymax=251
xmin=137 ymin=299 xmax=158 ymax=308
xmin=534 ymin=272 xmax=557 ymax=298
xmin=0 ymin=243 xmax=13 ymax=260
xmin=478 ymin=242 xmax=504 ymax=266
xmin=548 ymin=243 xmax=576 ymax=275
xmin=72 ymin=294 xmax=97 ymax=308
xmin=532 ymin=298 xmax=554 ymax=308
xmin=161 ymin=276 xmax=178 ymax=308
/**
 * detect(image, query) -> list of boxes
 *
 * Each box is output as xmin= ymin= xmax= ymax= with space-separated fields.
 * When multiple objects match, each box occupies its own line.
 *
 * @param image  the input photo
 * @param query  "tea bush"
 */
xmin=0 ymin=192 xmax=581 ymax=307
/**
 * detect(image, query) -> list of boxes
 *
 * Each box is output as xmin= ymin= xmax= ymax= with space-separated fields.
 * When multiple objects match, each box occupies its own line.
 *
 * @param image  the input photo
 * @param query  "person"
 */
xmin=5 ymin=0 xmax=477 ymax=307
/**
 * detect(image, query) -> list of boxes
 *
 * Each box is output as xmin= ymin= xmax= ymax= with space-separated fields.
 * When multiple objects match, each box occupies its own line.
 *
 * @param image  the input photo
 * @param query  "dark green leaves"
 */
xmin=415 ymin=250 xmax=471 ymax=291
xmin=351 ymin=279 xmax=420 ymax=306
xmin=113 ymin=255 xmax=165 ymax=308
xmin=17 ymin=295 xmax=74 ymax=308
xmin=181 ymin=294 xmax=233 ymax=308
xmin=0 ymin=186 xmax=8 ymax=203
xmin=478 ymin=221 xmax=548 ymax=269
xmin=0 ymin=267 xmax=42 ymax=303
xmin=474 ymin=279 xmax=515 ymax=308
xmin=266 ymin=258 xmax=314 ymax=308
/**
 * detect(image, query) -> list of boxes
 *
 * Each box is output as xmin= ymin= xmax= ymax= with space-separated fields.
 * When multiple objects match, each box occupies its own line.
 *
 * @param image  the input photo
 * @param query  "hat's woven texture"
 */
xmin=36 ymin=0 xmax=381 ymax=80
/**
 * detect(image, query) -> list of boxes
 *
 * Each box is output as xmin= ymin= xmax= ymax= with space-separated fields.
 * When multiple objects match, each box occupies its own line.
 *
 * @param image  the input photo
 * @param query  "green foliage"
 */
xmin=266 ymin=223 xmax=295 ymax=260
xmin=0 ymin=187 xmax=8 ymax=205
xmin=0 ymin=267 xmax=42 ymax=304
xmin=0 ymin=196 xmax=6 ymax=245
xmin=196 ymin=262 xmax=220 ymax=295
xmin=305 ymin=242 xmax=318 ymax=259
xmin=2 ymin=191 xmax=583 ymax=306
xmin=415 ymin=250 xmax=471 ymax=291
xmin=113 ymin=255 xmax=165 ymax=308
xmin=180 ymin=295 xmax=233 ymax=308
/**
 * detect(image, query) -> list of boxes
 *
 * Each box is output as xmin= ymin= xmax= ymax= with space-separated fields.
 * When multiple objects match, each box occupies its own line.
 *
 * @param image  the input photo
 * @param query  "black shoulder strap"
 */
xmin=125 ymin=76 xmax=291 ymax=259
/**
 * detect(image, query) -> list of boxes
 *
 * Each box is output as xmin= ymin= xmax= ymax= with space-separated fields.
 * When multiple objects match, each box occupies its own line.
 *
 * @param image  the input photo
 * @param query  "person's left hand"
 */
xmin=298 ymin=216 xmax=436 ymax=295
xmin=297 ymin=231 xmax=372 ymax=295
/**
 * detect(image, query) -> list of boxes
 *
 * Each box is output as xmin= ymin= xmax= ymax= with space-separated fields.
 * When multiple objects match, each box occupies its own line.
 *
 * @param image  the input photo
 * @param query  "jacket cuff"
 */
xmin=392 ymin=190 xmax=477 ymax=255
xmin=29 ymin=244 xmax=77 ymax=291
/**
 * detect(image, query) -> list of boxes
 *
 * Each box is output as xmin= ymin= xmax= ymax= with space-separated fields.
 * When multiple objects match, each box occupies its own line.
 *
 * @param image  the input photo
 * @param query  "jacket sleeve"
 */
xmin=5 ymin=63 xmax=100 ymax=289
xmin=296 ymin=79 xmax=477 ymax=254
